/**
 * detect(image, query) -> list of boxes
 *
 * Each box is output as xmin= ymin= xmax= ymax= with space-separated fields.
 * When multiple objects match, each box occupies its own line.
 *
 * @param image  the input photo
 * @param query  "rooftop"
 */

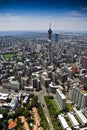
xmin=8 ymin=121 xmax=17 ymax=130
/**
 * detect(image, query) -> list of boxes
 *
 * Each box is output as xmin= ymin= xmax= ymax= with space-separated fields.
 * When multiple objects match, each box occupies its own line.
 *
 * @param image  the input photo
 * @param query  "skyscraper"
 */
xmin=55 ymin=34 xmax=58 ymax=43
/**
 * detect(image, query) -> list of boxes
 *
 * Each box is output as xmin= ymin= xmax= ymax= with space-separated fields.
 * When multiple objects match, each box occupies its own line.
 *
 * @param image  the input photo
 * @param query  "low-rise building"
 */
xmin=58 ymin=114 xmax=72 ymax=130
xmin=67 ymin=112 xmax=79 ymax=129
xmin=74 ymin=108 xmax=87 ymax=126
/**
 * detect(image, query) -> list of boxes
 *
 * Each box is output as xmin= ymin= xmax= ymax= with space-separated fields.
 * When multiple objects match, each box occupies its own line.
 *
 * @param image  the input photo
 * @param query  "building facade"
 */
xmin=56 ymin=89 xmax=66 ymax=110
xmin=72 ymin=87 xmax=87 ymax=109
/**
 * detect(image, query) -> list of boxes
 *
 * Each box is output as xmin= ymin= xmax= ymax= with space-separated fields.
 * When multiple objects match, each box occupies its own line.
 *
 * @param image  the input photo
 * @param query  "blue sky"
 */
xmin=0 ymin=0 xmax=87 ymax=31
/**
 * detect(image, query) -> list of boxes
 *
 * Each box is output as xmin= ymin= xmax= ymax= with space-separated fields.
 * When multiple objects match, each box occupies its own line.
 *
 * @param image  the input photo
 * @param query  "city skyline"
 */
xmin=0 ymin=0 xmax=87 ymax=31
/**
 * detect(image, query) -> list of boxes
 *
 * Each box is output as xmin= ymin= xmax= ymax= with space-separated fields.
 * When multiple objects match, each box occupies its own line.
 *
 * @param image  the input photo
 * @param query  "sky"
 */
xmin=0 ymin=0 xmax=87 ymax=31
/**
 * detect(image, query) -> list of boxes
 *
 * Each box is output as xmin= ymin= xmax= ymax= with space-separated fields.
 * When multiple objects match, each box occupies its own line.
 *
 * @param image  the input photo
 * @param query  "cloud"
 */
xmin=68 ymin=11 xmax=82 ymax=17
xmin=0 ymin=13 xmax=12 ymax=17
xmin=80 ymin=7 xmax=87 ymax=11
xmin=6 ymin=13 xmax=12 ymax=16
xmin=0 ymin=13 xmax=87 ymax=31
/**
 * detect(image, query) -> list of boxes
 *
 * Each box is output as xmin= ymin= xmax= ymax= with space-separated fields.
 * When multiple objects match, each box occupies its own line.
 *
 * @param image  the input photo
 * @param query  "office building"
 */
xmin=32 ymin=78 xmax=41 ymax=89
xmin=81 ymin=56 xmax=87 ymax=69
xmin=55 ymin=34 xmax=58 ymax=43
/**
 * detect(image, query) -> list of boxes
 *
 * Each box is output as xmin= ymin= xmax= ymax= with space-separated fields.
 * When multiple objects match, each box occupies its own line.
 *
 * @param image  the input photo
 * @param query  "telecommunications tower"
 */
xmin=48 ymin=23 xmax=52 ymax=64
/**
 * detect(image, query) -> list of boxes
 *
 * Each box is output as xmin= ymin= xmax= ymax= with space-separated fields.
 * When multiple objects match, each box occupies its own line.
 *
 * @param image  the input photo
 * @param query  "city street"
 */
xmin=37 ymin=84 xmax=54 ymax=130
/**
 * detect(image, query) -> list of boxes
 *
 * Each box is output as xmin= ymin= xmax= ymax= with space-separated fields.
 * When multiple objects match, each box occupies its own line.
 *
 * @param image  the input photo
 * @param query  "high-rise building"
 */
xmin=55 ymin=34 xmax=58 ymax=43
xmin=48 ymin=23 xmax=52 ymax=64
xmin=56 ymin=89 xmax=66 ymax=110
xmin=81 ymin=56 xmax=87 ymax=69
xmin=32 ymin=78 xmax=41 ymax=89
xmin=72 ymin=87 xmax=87 ymax=109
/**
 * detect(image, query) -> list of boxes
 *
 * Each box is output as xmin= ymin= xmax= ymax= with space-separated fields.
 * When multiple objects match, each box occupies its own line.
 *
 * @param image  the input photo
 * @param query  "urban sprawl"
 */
xmin=0 ymin=28 xmax=87 ymax=130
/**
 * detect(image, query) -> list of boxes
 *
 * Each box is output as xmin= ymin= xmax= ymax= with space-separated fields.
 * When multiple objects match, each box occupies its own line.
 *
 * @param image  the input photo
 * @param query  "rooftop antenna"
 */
xmin=49 ymin=23 xmax=51 ymax=29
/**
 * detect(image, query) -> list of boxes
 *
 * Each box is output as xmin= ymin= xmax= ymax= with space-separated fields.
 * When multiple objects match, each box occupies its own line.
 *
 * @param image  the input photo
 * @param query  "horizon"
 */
xmin=0 ymin=0 xmax=87 ymax=31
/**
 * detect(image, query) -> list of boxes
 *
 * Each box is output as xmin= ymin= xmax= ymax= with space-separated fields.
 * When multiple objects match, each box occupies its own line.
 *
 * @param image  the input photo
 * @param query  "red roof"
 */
xmin=8 ymin=121 xmax=17 ymax=129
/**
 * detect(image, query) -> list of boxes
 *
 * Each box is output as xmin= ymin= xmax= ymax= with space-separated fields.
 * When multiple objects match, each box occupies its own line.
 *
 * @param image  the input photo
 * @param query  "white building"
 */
xmin=72 ymin=87 xmax=87 ymax=109
xmin=0 ymin=114 xmax=3 ymax=120
xmin=56 ymin=89 xmax=66 ymax=110
xmin=58 ymin=114 xmax=72 ymax=130
xmin=0 ymin=92 xmax=9 ymax=101
xmin=24 ymin=86 xmax=33 ymax=91
xmin=49 ymin=82 xmax=59 ymax=93
xmin=21 ymin=77 xmax=29 ymax=86
xmin=67 ymin=112 xmax=79 ymax=129
xmin=23 ymin=96 xmax=29 ymax=105
xmin=74 ymin=108 xmax=87 ymax=126
xmin=10 ymin=81 xmax=19 ymax=91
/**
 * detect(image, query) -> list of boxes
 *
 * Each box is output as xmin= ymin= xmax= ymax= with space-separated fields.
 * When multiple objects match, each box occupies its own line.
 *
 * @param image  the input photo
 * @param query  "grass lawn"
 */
xmin=50 ymin=99 xmax=60 ymax=113
xmin=44 ymin=96 xmax=62 ymax=130
xmin=66 ymin=103 xmax=74 ymax=112
xmin=3 ymin=53 xmax=16 ymax=59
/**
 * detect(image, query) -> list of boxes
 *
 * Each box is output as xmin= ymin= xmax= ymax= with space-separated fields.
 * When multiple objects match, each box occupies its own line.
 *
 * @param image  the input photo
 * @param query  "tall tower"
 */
xmin=48 ymin=23 xmax=52 ymax=64
xmin=48 ymin=23 xmax=52 ymax=40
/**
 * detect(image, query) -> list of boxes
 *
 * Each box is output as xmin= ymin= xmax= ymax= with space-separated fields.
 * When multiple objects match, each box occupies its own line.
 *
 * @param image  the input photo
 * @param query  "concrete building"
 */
xmin=9 ymin=97 xmax=18 ymax=110
xmin=10 ymin=81 xmax=19 ymax=91
xmin=24 ymin=86 xmax=33 ymax=91
xmin=41 ymin=72 xmax=51 ymax=88
xmin=32 ymin=78 xmax=41 ymax=89
xmin=0 ymin=114 xmax=3 ymax=121
xmin=72 ymin=87 xmax=87 ymax=109
xmin=49 ymin=82 xmax=59 ymax=93
xmin=79 ymin=75 xmax=87 ymax=84
xmin=56 ymin=89 xmax=66 ymax=110
xmin=58 ymin=114 xmax=72 ymax=130
xmin=21 ymin=77 xmax=29 ymax=86
xmin=0 ymin=92 xmax=9 ymax=102
xmin=52 ymin=72 xmax=58 ymax=85
xmin=74 ymin=108 xmax=87 ymax=126
xmin=67 ymin=112 xmax=79 ymax=129
xmin=81 ymin=56 xmax=87 ymax=69
xmin=32 ymin=78 xmax=37 ymax=88
xmin=23 ymin=96 xmax=29 ymax=106
xmin=55 ymin=34 xmax=58 ymax=43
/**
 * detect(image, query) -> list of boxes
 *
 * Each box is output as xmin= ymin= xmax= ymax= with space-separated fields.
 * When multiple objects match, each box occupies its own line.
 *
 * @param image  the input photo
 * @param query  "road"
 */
xmin=36 ymin=84 xmax=54 ymax=130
